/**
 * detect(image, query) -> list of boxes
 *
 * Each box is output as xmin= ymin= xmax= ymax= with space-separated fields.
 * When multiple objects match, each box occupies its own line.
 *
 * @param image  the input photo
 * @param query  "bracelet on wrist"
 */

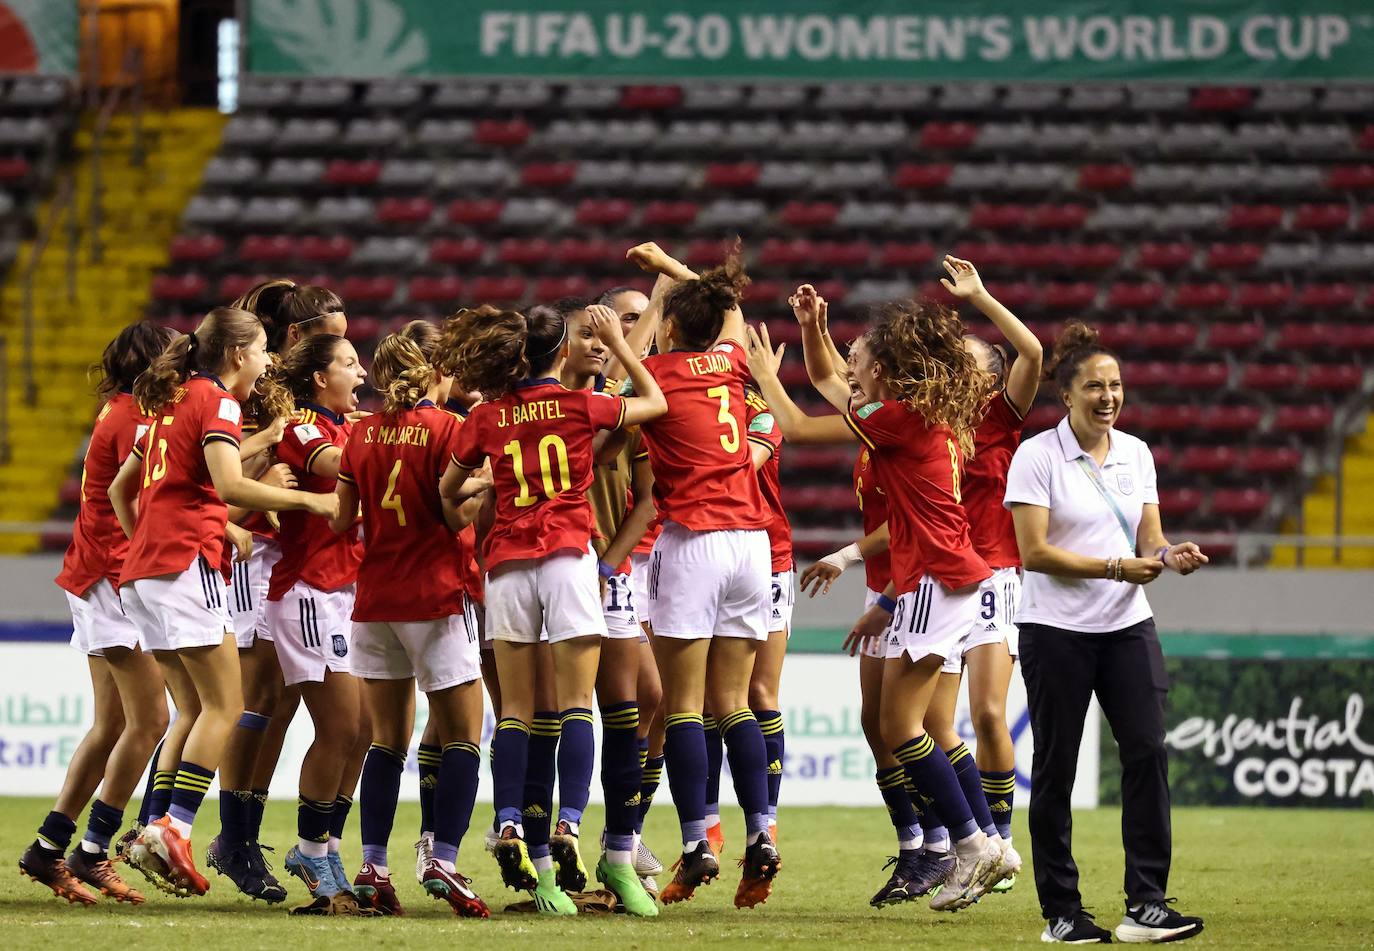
xmin=876 ymin=594 xmax=898 ymax=614
xmin=1155 ymin=545 xmax=1171 ymax=564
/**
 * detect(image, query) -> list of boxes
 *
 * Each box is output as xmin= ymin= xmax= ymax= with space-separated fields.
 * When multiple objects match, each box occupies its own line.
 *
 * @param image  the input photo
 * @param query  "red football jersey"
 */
xmin=964 ymin=392 xmax=1026 ymax=569
xmin=629 ymin=433 xmax=661 ymax=556
xmin=845 ymin=400 xmax=990 ymax=594
xmin=443 ymin=397 xmax=483 ymax=602
xmin=267 ymin=405 xmax=361 ymax=599
xmin=452 ymin=379 xmax=626 ymax=573
xmin=339 ymin=402 xmax=466 ymax=622
xmin=120 ymin=375 xmax=243 ymax=585
xmin=744 ymin=388 xmax=793 ymax=573
xmin=236 ymin=412 xmax=277 ymax=540
xmin=640 ymin=342 xmax=771 ymax=533
xmin=853 ymin=447 xmax=893 ymax=594
xmin=56 ymin=393 xmax=152 ymax=597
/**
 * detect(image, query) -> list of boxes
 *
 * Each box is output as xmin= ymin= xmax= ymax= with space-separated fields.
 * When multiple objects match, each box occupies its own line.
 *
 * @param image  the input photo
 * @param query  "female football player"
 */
xmin=439 ymin=303 xmax=665 ymax=917
xmin=20 ymin=321 xmax=178 ymax=905
xmin=109 ymin=307 xmax=336 ymax=896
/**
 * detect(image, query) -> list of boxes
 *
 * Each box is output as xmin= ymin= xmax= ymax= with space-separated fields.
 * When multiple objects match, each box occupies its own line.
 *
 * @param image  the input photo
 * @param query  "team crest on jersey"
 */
xmin=218 ymin=398 xmax=242 ymax=424
xmin=332 ymin=634 xmax=348 ymax=658
xmin=1117 ymin=473 xmax=1135 ymax=495
xmin=856 ymin=401 xmax=883 ymax=419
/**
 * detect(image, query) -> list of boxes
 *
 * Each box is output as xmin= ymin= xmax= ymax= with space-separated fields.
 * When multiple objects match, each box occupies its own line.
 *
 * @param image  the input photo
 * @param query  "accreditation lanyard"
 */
xmin=1074 ymin=456 xmax=1135 ymax=552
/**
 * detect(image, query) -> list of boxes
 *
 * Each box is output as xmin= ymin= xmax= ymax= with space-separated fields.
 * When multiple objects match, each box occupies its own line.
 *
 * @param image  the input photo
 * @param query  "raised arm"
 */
xmin=602 ymin=271 xmax=674 ymax=381
xmin=744 ymin=324 xmax=855 ymax=445
xmin=586 ymin=304 xmax=667 ymax=427
xmin=941 ymin=255 xmax=1044 ymax=416
xmin=791 ymin=284 xmax=851 ymax=412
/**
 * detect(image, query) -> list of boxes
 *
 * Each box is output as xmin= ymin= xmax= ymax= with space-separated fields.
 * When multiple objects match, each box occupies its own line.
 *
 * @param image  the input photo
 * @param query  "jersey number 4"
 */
xmin=505 ymin=435 xmax=571 ymax=508
xmin=381 ymin=459 xmax=408 ymax=526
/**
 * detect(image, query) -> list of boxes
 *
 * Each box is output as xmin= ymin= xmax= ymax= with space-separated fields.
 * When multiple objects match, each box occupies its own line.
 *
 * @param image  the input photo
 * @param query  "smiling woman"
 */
xmin=1004 ymin=320 xmax=1209 ymax=945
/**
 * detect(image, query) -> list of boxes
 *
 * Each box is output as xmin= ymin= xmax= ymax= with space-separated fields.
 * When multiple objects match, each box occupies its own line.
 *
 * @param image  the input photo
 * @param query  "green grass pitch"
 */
xmin=3 ymin=798 xmax=1372 ymax=949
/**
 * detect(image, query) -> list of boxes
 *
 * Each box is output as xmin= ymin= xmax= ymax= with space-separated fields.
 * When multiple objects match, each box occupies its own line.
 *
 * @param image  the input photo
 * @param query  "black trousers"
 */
xmin=1019 ymin=618 xmax=1172 ymax=919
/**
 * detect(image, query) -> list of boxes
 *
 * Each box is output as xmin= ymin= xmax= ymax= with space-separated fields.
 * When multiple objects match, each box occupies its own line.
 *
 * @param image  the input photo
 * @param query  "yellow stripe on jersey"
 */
xmin=843 ymin=412 xmax=878 ymax=452
xmin=304 ymin=442 xmax=332 ymax=474
xmin=747 ymin=434 xmax=776 ymax=458
xmin=202 ymin=433 xmax=241 ymax=449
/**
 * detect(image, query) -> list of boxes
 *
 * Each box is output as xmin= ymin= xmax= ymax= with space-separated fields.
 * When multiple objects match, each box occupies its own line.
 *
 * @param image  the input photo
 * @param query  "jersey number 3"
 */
xmin=706 ymin=385 xmax=740 ymax=453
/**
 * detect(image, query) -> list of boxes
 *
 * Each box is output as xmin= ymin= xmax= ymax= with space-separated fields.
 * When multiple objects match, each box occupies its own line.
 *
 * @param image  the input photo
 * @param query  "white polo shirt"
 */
xmin=1003 ymin=415 xmax=1158 ymax=633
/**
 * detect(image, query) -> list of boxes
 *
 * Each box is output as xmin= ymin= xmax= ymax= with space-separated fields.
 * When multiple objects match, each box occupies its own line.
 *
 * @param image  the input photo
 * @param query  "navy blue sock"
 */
xmin=662 ymin=712 xmax=708 ymax=849
xmin=169 ymin=761 xmax=215 ymax=827
xmin=637 ymin=753 xmax=664 ymax=835
xmin=600 ymin=702 xmax=642 ymax=842
xmin=416 ymin=742 xmax=442 ymax=836
xmin=359 ymin=743 xmax=404 ymax=867
xmin=137 ymin=736 xmax=167 ymax=825
xmin=36 ymin=810 xmax=76 ymax=852
xmin=982 ymin=768 xmax=1016 ymax=840
xmin=719 ymin=708 xmax=771 ymax=840
xmin=556 ymin=708 xmax=595 ymax=827
xmin=433 ymin=742 xmax=480 ymax=865
xmin=945 ymin=743 xmax=998 ymax=837
xmin=757 ymin=709 xmax=784 ymax=816
xmin=911 ymin=778 xmax=951 ymax=848
xmin=492 ymin=718 xmax=531 ymax=830
xmin=329 ymin=795 xmax=352 ymax=842
xmin=249 ymin=789 xmax=269 ymax=842
xmin=876 ymin=766 xmax=922 ymax=847
xmin=219 ymin=790 xmax=254 ymax=844
xmin=81 ymin=799 xmax=124 ymax=853
xmin=703 ymin=715 xmax=723 ymax=815
xmin=297 ymin=796 xmax=333 ymax=848
xmin=144 ymin=769 xmax=175 ymax=824
xmin=894 ymin=735 xmax=977 ymax=841
xmin=524 ymin=713 xmax=558 ymax=848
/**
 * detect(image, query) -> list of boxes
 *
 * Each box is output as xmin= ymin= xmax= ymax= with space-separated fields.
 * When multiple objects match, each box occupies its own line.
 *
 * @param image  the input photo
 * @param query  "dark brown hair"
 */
xmin=371 ymin=332 xmax=436 ymax=415
xmin=440 ymin=304 xmax=565 ymax=399
xmin=93 ymin=320 xmax=178 ymax=402
xmin=134 ymin=307 xmax=291 ymax=419
xmin=662 ymin=254 xmax=750 ymax=350
xmin=1043 ymin=321 xmax=1117 ymax=394
xmin=231 ymin=279 xmax=345 ymax=354
xmin=867 ymin=299 xmax=997 ymax=457
xmin=278 ymin=333 xmax=348 ymax=404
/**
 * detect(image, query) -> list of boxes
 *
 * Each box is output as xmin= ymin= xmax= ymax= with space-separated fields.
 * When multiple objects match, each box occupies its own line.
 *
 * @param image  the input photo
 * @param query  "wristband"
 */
xmin=821 ymin=542 xmax=864 ymax=573
xmin=876 ymin=594 xmax=898 ymax=614
xmin=597 ymin=560 xmax=615 ymax=580
xmin=1155 ymin=546 xmax=1171 ymax=563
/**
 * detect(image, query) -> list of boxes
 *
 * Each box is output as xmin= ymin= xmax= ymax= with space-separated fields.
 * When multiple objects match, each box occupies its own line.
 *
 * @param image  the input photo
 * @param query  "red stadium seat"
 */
xmin=1330 ymin=323 xmax=1374 ymax=351
xmin=686 ymin=239 xmax=730 ymax=268
xmin=919 ymin=122 xmax=978 ymax=151
xmin=534 ymin=276 xmax=592 ymax=302
xmin=1134 ymin=403 xmax=1202 ymax=433
xmin=1158 ymin=488 xmax=1205 ymax=518
xmin=1239 ymin=446 xmax=1302 ymax=474
xmin=1150 ymin=445 xmax=1174 ymax=469
xmin=1174 ymin=362 xmax=1230 ymax=390
xmin=1077 ymin=164 xmax=1133 ymax=191
xmin=1327 ymin=165 xmax=1374 ymax=190
xmin=812 ymin=240 xmax=871 ymax=269
xmin=1296 ymin=283 xmax=1356 ymax=310
xmin=786 ymin=447 xmax=855 ymax=471
xmin=814 ymin=279 xmax=850 ymax=304
xmin=704 ymin=162 xmax=761 ymax=188
xmin=238 ymin=234 xmax=295 ymax=262
xmin=1125 ymin=361 xmax=1173 ymax=389
xmin=447 ymin=199 xmax=504 ymax=225
xmin=1136 ymin=322 xmax=1198 ymax=350
xmin=1198 ymin=404 xmax=1264 ymax=432
xmin=299 ymin=235 xmax=354 ymax=263
xmin=1041 ymin=283 xmax=1097 ymax=311
xmin=1234 ymin=282 xmax=1293 ymax=312
xmin=470 ymin=275 xmax=527 ymax=303
xmin=1024 ymin=404 xmax=1062 ymax=433
xmin=407 ymin=275 xmax=463 ymax=304
xmin=429 ymin=237 xmax=485 ymax=265
xmin=552 ymin=237 xmax=615 ymax=268
xmin=1240 ymin=363 xmax=1301 ymax=391
xmin=1136 ymin=243 xmax=1194 ymax=271
xmin=1030 ymin=204 xmax=1090 ymax=230
xmin=1293 ymin=204 xmax=1350 ymax=232
xmin=1107 ymin=283 xmax=1165 ymax=312
xmin=781 ymin=485 xmax=860 ymax=512
xmin=892 ymin=164 xmax=952 ymax=189
xmin=522 ymin=162 xmax=577 ymax=188
xmin=575 ymin=198 xmax=633 ymax=227
xmin=780 ymin=201 xmax=839 ymax=229
xmin=759 ymin=238 xmax=815 ymax=269
xmin=1275 ymin=322 xmax=1336 ymax=351
xmin=880 ymin=242 xmax=937 ymax=269
xmin=1206 ymin=243 xmax=1264 ymax=270
xmin=985 ymin=281 xmax=1036 ymax=311
xmin=1191 ymin=87 xmax=1253 ymax=112
xmin=1359 ymin=207 xmax=1374 ymax=231
xmin=641 ymin=200 xmax=699 ymax=227
xmin=1360 ymin=126 xmax=1374 ymax=151
xmin=348 ymin=317 xmax=382 ymax=343
xmin=498 ymin=237 xmax=554 ymax=267
xmin=151 ymin=273 xmax=209 ymax=302
xmin=1274 ymin=404 xmax=1334 ymax=433
xmin=1173 ymin=283 xmax=1231 ymax=310
xmin=744 ymin=280 xmax=786 ymax=306
xmin=474 ymin=119 xmax=531 ymax=147
xmin=970 ymin=204 xmax=1030 ymax=231
xmin=1206 ymin=321 xmax=1266 ymax=351
xmin=376 ymin=197 xmax=434 ymax=223
xmin=1301 ymin=364 xmax=1365 ymax=392
xmin=1225 ymin=205 xmax=1285 ymax=231
xmin=169 ymin=234 xmax=225 ymax=262
xmin=1210 ymin=488 xmax=1270 ymax=518
xmin=619 ymin=85 xmax=683 ymax=110
xmin=1179 ymin=445 xmax=1239 ymax=473
xmin=0 ymin=157 xmax=30 ymax=182
xmin=340 ymin=276 xmax=397 ymax=303
xmin=217 ymin=274 xmax=267 ymax=303
xmin=323 ymin=159 xmax=381 ymax=186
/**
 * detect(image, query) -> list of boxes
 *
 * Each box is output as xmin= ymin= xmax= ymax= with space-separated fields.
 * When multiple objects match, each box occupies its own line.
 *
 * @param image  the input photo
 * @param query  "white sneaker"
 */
xmin=930 ymin=831 xmax=1002 ymax=911
xmin=414 ymin=834 xmax=433 ymax=886
xmin=483 ymin=824 xmax=500 ymax=855
xmin=994 ymin=840 xmax=1022 ymax=885
xmin=633 ymin=836 xmax=663 ymax=877
xmin=1114 ymin=901 xmax=1204 ymax=943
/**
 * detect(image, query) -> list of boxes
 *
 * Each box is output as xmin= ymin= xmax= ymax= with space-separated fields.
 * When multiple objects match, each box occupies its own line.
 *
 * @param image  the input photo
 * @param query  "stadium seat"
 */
xmin=470 ymin=276 xmax=526 ymax=303
xmin=340 ymin=276 xmax=397 ymax=303
xmin=920 ymin=122 xmax=978 ymax=151
xmin=1235 ymin=282 xmax=1293 ymax=312
xmin=1301 ymin=364 xmax=1365 ymax=392
xmin=299 ymin=235 xmax=354 ymax=263
xmin=447 ymin=199 xmax=504 ymax=225
xmin=151 ymin=273 xmax=209 ymax=302
xmin=553 ymin=238 xmax=616 ymax=268
xmin=535 ymin=276 xmax=592 ymax=302
xmin=1274 ymin=404 xmax=1335 ymax=433
xmin=1210 ymin=488 xmax=1271 ymax=518
xmin=429 ymin=237 xmax=485 ymax=265
xmin=238 ymin=234 xmax=294 ymax=263
xmin=1206 ymin=322 xmax=1267 ymax=351
xmin=1136 ymin=242 xmax=1195 ymax=270
xmin=1157 ymin=487 xmax=1205 ymax=518
xmin=1226 ymin=205 xmax=1286 ymax=231
xmin=893 ymin=163 xmax=952 ymax=190
xmin=1239 ymin=446 xmax=1302 ymax=474
xmin=474 ymin=119 xmax=531 ymax=147
xmin=1241 ymin=363 xmax=1302 ymax=391
xmin=498 ymin=237 xmax=554 ymax=267
xmin=522 ymin=162 xmax=577 ymax=188
xmin=169 ymin=234 xmax=225 ymax=262
xmin=1294 ymin=204 xmax=1351 ymax=232
xmin=323 ymin=159 xmax=381 ymax=186
xmin=408 ymin=275 xmax=463 ymax=304
xmin=376 ymin=197 xmax=434 ymax=224
xmin=1180 ymin=445 xmax=1238 ymax=473
xmin=705 ymin=162 xmax=761 ymax=188
xmin=1199 ymin=404 xmax=1265 ymax=432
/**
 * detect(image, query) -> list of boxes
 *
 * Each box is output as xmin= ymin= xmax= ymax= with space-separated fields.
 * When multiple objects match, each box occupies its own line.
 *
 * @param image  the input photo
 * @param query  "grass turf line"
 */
xmin=3 ymin=798 xmax=1373 ymax=949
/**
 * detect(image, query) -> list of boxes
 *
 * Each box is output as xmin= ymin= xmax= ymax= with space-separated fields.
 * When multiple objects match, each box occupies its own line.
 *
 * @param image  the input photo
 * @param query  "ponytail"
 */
xmin=94 ymin=320 xmax=178 ymax=402
xmin=134 ymin=307 xmax=281 ymax=414
xmin=372 ymin=333 xmax=437 ymax=415
xmin=662 ymin=251 xmax=750 ymax=350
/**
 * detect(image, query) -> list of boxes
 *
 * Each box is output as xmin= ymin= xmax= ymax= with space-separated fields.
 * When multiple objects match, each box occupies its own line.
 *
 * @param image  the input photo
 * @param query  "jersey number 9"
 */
xmin=505 ymin=434 xmax=572 ymax=508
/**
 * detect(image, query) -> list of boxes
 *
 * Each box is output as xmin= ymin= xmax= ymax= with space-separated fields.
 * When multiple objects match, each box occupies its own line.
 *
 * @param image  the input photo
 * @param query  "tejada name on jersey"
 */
xmin=497 ymin=399 xmax=567 ymax=428
xmin=685 ymin=352 xmax=732 ymax=376
xmin=366 ymin=423 xmax=432 ymax=447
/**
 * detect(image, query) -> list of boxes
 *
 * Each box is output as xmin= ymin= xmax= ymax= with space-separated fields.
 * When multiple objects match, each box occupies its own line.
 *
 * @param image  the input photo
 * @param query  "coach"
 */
xmin=1003 ymin=323 xmax=1207 ymax=946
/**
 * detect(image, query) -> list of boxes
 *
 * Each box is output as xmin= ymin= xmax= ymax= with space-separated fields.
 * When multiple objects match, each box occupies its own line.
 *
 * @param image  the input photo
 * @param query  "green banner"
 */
xmin=245 ymin=0 xmax=1374 ymax=80
xmin=0 ymin=1 xmax=77 ymax=74
xmin=1097 ymin=658 xmax=1374 ymax=808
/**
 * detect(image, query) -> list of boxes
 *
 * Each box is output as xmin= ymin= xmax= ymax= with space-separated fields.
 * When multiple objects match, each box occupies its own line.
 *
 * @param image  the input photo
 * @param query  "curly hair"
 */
xmin=371 ymin=332 xmax=437 ymax=415
xmin=277 ymin=333 xmax=348 ymax=405
xmin=662 ymin=252 xmax=750 ymax=350
xmin=866 ymin=299 xmax=997 ymax=458
xmin=93 ymin=320 xmax=178 ymax=402
xmin=439 ymin=304 xmax=564 ymax=399
xmin=1043 ymin=321 xmax=1117 ymax=394
xmin=135 ymin=307 xmax=291 ymax=419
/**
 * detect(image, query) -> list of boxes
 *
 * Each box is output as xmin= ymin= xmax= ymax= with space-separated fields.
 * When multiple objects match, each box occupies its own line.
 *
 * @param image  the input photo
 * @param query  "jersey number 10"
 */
xmin=505 ymin=435 xmax=572 ymax=508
